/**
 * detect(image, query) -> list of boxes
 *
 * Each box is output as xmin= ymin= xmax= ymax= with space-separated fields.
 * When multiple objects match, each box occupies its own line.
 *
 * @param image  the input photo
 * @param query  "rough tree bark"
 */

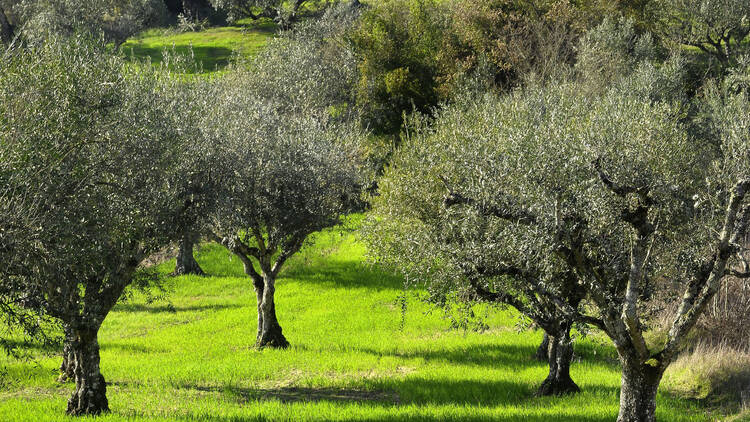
xmin=256 ymin=273 xmax=289 ymax=348
xmin=214 ymin=229 xmax=303 ymax=350
xmin=0 ymin=6 xmax=13 ymax=43
xmin=536 ymin=322 xmax=580 ymax=396
xmin=253 ymin=277 xmax=264 ymax=343
xmin=58 ymin=323 xmax=76 ymax=382
xmin=616 ymin=355 xmax=663 ymax=422
xmin=535 ymin=333 xmax=549 ymax=361
xmin=173 ymin=232 xmax=204 ymax=276
xmin=67 ymin=325 xmax=109 ymax=416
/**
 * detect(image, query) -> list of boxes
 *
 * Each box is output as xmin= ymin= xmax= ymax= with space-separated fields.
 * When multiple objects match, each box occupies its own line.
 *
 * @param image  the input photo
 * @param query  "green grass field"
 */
xmin=0 ymin=220 xmax=724 ymax=421
xmin=121 ymin=20 xmax=276 ymax=73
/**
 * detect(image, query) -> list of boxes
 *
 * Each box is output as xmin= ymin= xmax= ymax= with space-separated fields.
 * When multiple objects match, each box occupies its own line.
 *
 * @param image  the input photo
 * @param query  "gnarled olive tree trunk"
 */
xmin=256 ymin=274 xmax=289 ymax=348
xmin=535 ymin=332 xmax=549 ymax=361
xmin=0 ymin=7 xmax=13 ymax=44
xmin=67 ymin=325 xmax=108 ymax=416
xmin=536 ymin=323 xmax=579 ymax=396
xmin=174 ymin=232 xmax=204 ymax=276
xmin=58 ymin=323 xmax=76 ymax=382
xmin=616 ymin=355 xmax=664 ymax=422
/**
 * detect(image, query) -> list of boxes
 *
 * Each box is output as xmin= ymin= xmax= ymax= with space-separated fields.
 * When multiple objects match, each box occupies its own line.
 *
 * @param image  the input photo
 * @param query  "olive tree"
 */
xmin=203 ymin=6 xmax=362 ymax=349
xmin=168 ymin=77 xmax=222 ymax=277
xmin=369 ymin=66 xmax=750 ymax=421
xmin=0 ymin=38 xmax=197 ymax=415
xmin=200 ymin=6 xmax=364 ymax=349
xmin=12 ymin=0 xmax=167 ymax=46
xmin=206 ymin=100 xmax=363 ymax=348
xmin=230 ymin=0 xmax=360 ymax=113
xmin=365 ymin=101 xmax=592 ymax=396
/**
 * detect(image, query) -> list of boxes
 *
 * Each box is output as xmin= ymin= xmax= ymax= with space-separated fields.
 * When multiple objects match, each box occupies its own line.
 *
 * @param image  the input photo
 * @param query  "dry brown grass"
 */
xmin=664 ymin=341 xmax=750 ymax=413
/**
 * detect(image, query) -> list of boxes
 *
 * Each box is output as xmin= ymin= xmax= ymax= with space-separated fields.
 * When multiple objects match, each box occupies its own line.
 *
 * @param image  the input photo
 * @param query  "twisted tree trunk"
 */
xmin=0 ymin=6 xmax=13 ymax=44
xmin=616 ymin=356 xmax=664 ymax=422
xmin=58 ymin=323 xmax=76 ymax=382
xmin=256 ymin=273 xmax=289 ymax=348
xmin=536 ymin=323 xmax=579 ymax=396
xmin=0 ymin=6 xmax=15 ymax=44
xmin=174 ymin=232 xmax=204 ymax=276
xmin=535 ymin=332 xmax=549 ymax=361
xmin=67 ymin=326 xmax=109 ymax=416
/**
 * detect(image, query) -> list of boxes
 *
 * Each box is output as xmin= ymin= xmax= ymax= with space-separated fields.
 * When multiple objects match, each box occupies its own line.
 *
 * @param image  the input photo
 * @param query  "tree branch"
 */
xmin=271 ymin=234 xmax=305 ymax=277
xmin=441 ymin=177 xmax=537 ymax=225
xmin=209 ymin=232 xmax=263 ymax=283
xmin=664 ymin=179 xmax=750 ymax=364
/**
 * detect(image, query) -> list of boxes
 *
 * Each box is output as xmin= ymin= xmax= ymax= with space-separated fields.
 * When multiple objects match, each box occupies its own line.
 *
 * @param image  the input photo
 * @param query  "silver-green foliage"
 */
xmin=367 ymin=61 xmax=750 ymax=419
xmin=0 ymin=37 xmax=200 ymax=414
xmin=14 ymin=0 xmax=167 ymax=46
xmin=653 ymin=0 xmax=750 ymax=68
xmin=228 ymin=2 xmax=359 ymax=117
xmin=204 ymin=8 xmax=365 ymax=347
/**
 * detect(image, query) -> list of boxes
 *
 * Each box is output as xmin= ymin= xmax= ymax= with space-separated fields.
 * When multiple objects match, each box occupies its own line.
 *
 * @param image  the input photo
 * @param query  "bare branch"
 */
xmin=664 ymin=179 xmax=750 ymax=362
xmin=441 ymin=181 xmax=537 ymax=225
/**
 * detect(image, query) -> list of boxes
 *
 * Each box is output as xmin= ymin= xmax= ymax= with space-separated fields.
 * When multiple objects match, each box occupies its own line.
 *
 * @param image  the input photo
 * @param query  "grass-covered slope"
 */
xmin=0 ymin=223 xmax=715 ymax=421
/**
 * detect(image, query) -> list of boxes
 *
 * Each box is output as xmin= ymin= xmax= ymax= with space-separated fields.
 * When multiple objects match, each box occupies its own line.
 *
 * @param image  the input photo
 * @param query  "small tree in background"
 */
xmin=0 ymin=38 xmax=200 ymax=415
xmin=207 ymin=105 xmax=364 ymax=348
xmin=167 ymin=77 xmax=222 ymax=277
xmin=205 ymin=7 xmax=365 ymax=348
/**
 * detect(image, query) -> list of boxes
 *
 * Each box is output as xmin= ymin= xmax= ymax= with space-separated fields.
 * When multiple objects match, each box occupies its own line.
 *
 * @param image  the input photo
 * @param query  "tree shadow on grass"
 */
xmin=122 ymin=45 xmax=234 ymax=73
xmin=353 ymin=341 xmax=617 ymax=375
xmin=166 ymin=378 xmax=624 ymax=422
xmin=281 ymin=260 xmax=404 ymax=291
xmin=113 ymin=303 xmax=241 ymax=314
xmin=181 ymin=415 xmax=610 ymax=422
xmin=100 ymin=342 xmax=169 ymax=354
xmin=174 ymin=377 xmax=539 ymax=407
xmin=177 ymin=383 xmax=400 ymax=404
xmin=0 ymin=339 xmax=60 ymax=354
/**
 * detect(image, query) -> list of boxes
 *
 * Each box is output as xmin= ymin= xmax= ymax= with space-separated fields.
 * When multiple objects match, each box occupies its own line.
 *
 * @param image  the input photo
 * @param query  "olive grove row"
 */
xmin=1 ymin=2 xmax=750 ymax=422
xmin=0 ymin=4 xmax=366 ymax=414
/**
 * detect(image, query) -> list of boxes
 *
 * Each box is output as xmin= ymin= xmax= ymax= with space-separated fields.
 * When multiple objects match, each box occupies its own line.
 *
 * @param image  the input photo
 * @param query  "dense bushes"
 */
xmin=349 ymin=0 xmax=609 ymax=136
xmin=8 ymin=0 xmax=168 ymax=46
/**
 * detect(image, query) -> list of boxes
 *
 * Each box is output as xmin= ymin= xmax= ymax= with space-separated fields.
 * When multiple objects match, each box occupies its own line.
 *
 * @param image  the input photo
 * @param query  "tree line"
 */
xmin=1 ymin=1 xmax=750 ymax=422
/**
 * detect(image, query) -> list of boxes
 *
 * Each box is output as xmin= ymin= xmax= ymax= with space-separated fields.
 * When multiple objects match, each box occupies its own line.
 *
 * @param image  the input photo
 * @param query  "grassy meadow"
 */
xmin=0 ymin=220 xmax=725 ymax=421
xmin=121 ymin=19 xmax=276 ymax=73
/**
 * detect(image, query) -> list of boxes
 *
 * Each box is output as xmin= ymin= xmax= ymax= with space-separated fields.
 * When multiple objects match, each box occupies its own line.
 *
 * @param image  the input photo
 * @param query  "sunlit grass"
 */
xmin=121 ymin=20 xmax=276 ymax=74
xmin=0 ymin=220 xmax=722 ymax=421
